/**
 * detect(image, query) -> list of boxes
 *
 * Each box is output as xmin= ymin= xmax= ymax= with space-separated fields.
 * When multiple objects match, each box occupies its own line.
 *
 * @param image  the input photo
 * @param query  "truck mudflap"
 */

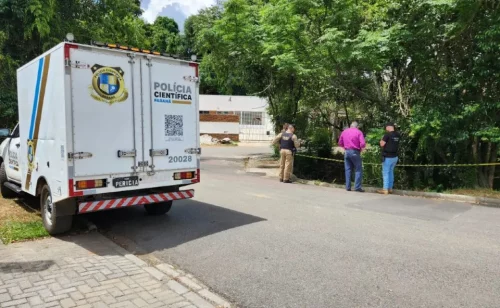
xmin=77 ymin=189 xmax=194 ymax=214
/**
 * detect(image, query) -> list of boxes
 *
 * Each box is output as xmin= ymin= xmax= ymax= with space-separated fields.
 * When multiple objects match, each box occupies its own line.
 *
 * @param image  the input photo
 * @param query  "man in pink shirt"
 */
xmin=338 ymin=121 xmax=366 ymax=192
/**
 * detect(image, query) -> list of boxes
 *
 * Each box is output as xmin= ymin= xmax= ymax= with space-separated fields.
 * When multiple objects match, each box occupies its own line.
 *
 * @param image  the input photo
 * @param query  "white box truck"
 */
xmin=0 ymin=42 xmax=201 ymax=234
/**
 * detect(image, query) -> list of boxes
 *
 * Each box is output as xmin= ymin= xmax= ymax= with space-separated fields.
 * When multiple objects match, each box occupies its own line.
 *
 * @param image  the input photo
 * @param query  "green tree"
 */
xmin=193 ymin=0 xmax=500 ymax=189
xmin=151 ymin=16 xmax=180 ymax=54
xmin=0 ymin=0 xmax=157 ymax=126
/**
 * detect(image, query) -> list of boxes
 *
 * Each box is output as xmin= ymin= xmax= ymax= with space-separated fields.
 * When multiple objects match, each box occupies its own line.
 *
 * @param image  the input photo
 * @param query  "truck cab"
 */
xmin=0 ymin=124 xmax=22 ymax=197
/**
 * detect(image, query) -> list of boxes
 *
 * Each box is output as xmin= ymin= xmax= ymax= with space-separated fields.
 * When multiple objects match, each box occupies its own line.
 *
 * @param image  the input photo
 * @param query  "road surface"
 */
xmin=88 ymin=158 xmax=500 ymax=308
xmin=201 ymin=144 xmax=273 ymax=160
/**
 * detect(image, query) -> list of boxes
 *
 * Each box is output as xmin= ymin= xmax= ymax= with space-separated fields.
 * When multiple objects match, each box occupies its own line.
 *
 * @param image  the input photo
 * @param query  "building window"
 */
xmin=216 ymin=111 xmax=233 ymax=115
xmin=241 ymin=111 xmax=263 ymax=125
xmin=200 ymin=111 xmax=209 ymax=114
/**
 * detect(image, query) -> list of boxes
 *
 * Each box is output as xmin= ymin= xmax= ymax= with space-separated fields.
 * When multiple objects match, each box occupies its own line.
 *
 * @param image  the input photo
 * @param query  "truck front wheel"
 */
xmin=0 ymin=162 xmax=17 ymax=199
xmin=144 ymin=201 xmax=173 ymax=215
xmin=40 ymin=184 xmax=72 ymax=235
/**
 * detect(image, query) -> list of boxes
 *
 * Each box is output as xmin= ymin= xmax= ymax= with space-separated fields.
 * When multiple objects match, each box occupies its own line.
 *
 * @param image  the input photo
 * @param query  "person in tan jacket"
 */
xmin=273 ymin=124 xmax=300 ymax=183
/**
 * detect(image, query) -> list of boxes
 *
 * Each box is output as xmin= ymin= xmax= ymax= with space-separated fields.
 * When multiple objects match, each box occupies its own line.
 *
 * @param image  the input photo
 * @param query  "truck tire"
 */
xmin=0 ymin=162 xmax=17 ymax=199
xmin=40 ymin=184 xmax=72 ymax=235
xmin=144 ymin=201 xmax=173 ymax=215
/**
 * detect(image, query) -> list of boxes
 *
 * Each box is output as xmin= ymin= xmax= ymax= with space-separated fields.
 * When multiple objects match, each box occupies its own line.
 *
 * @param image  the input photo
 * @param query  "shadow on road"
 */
xmin=0 ymin=260 xmax=55 ymax=273
xmin=81 ymin=199 xmax=266 ymax=254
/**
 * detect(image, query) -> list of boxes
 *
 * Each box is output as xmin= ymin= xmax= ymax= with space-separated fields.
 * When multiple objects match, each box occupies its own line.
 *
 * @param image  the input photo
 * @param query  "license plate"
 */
xmin=113 ymin=176 xmax=139 ymax=188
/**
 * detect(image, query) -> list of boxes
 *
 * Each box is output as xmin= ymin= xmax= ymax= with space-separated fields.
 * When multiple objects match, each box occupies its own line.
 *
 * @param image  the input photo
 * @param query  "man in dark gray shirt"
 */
xmin=379 ymin=123 xmax=401 ymax=194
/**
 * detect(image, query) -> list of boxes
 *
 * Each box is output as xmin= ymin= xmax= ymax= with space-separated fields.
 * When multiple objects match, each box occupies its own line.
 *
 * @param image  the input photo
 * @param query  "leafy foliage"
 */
xmin=0 ymin=0 xmax=186 ymax=128
xmin=192 ymin=0 xmax=500 ymax=189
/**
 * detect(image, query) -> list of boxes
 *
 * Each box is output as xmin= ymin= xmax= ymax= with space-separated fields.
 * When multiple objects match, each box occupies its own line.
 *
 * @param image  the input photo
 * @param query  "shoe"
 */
xmin=388 ymin=189 xmax=393 ymax=194
xmin=279 ymin=179 xmax=283 ymax=183
xmin=355 ymin=189 xmax=365 ymax=193
xmin=284 ymin=180 xmax=292 ymax=184
xmin=378 ymin=189 xmax=389 ymax=195
xmin=346 ymin=189 xmax=352 ymax=192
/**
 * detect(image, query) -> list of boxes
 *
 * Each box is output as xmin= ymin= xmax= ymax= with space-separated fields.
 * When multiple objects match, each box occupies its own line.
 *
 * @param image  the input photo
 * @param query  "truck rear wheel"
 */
xmin=40 ymin=184 xmax=72 ymax=235
xmin=0 ymin=162 xmax=17 ymax=199
xmin=144 ymin=201 xmax=173 ymax=215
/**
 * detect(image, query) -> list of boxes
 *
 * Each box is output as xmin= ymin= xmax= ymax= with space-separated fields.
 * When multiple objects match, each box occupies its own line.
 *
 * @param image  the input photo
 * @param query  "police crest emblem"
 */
xmin=89 ymin=64 xmax=128 ymax=105
xmin=27 ymin=140 xmax=35 ymax=173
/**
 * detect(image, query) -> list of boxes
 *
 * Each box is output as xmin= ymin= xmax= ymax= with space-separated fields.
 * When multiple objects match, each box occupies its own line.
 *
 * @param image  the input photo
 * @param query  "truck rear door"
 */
xmin=141 ymin=57 xmax=199 ymax=173
xmin=69 ymin=47 xmax=141 ymax=177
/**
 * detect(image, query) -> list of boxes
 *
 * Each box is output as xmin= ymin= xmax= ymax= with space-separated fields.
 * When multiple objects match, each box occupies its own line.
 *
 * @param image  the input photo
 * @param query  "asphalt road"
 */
xmin=88 ymin=157 xmax=500 ymax=308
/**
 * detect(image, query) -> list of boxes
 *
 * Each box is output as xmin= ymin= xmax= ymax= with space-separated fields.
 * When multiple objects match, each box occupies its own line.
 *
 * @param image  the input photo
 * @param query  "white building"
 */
xmin=199 ymin=95 xmax=275 ymax=142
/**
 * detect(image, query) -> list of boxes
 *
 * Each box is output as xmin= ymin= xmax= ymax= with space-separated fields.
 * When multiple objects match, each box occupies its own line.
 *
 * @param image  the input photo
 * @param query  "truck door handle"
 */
xmin=15 ymin=143 xmax=20 ymax=148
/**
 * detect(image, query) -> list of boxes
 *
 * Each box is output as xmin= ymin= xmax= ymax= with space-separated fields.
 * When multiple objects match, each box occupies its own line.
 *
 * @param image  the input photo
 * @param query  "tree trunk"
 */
xmin=472 ymin=137 xmax=478 ymax=163
xmin=477 ymin=142 xmax=498 ymax=188
xmin=487 ymin=143 xmax=497 ymax=188
xmin=332 ymin=112 xmax=339 ymax=141
xmin=343 ymin=101 xmax=350 ymax=125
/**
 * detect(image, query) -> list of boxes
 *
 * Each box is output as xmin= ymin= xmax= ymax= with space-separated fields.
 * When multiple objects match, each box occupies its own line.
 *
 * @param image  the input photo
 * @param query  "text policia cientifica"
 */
xmin=154 ymin=82 xmax=192 ymax=101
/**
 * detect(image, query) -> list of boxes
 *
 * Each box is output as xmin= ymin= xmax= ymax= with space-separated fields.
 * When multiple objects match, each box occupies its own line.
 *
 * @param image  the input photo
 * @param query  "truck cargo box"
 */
xmin=1 ymin=42 xmax=201 ymax=234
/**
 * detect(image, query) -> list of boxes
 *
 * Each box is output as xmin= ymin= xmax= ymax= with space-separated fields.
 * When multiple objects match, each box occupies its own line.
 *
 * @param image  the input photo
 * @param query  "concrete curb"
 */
xmin=242 ymin=157 xmax=500 ymax=208
xmin=294 ymin=179 xmax=500 ymax=208
xmin=155 ymin=265 xmax=232 ymax=308
xmin=95 ymin=230 xmax=234 ymax=308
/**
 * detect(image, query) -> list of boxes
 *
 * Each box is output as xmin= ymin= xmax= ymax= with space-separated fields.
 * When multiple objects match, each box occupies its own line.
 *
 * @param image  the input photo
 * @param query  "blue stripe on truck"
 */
xmin=29 ymin=58 xmax=45 ymax=140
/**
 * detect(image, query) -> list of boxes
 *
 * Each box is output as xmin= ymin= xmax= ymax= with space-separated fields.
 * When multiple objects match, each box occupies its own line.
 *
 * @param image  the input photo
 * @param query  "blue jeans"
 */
xmin=382 ymin=157 xmax=398 ymax=190
xmin=344 ymin=149 xmax=363 ymax=190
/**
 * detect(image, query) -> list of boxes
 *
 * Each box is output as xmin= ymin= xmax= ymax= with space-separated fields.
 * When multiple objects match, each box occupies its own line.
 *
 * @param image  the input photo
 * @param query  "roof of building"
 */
xmin=199 ymin=95 xmax=268 ymax=112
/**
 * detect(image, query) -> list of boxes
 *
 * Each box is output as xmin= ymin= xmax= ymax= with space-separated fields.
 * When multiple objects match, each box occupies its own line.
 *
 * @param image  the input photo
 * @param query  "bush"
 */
xmin=293 ymin=126 xmax=479 ymax=191
xmin=289 ymin=124 xmax=483 ymax=191
xmin=293 ymin=127 xmax=343 ymax=183
xmin=361 ymin=149 xmax=383 ymax=187
xmin=272 ymin=144 xmax=280 ymax=158
xmin=294 ymin=154 xmax=345 ymax=183
xmin=307 ymin=128 xmax=333 ymax=158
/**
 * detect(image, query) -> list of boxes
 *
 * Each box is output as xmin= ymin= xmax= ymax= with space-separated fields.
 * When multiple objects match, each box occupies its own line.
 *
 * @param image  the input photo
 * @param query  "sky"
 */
xmin=141 ymin=0 xmax=216 ymax=31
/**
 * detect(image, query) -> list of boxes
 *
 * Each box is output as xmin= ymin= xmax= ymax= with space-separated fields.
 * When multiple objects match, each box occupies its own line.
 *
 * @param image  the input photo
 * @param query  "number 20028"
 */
xmin=169 ymin=156 xmax=193 ymax=163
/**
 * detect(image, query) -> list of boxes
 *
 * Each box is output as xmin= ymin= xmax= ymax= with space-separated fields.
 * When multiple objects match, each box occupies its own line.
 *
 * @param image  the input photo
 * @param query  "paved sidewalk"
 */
xmin=0 ymin=233 xmax=227 ymax=308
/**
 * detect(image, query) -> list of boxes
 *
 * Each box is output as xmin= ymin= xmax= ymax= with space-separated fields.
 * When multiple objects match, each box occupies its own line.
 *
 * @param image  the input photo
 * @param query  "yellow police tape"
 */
xmin=295 ymin=154 xmax=500 ymax=168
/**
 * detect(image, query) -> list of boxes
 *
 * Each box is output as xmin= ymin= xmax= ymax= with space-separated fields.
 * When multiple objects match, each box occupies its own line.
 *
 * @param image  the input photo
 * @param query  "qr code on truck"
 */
xmin=165 ymin=115 xmax=184 ymax=141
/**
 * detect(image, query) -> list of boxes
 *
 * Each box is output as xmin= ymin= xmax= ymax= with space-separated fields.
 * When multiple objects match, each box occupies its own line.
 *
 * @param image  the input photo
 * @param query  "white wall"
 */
xmin=199 ymin=95 xmax=276 ymax=141
xmin=239 ymin=113 xmax=275 ymax=141
xmin=200 ymin=122 xmax=239 ymax=135
xmin=240 ymin=128 xmax=273 ymax=141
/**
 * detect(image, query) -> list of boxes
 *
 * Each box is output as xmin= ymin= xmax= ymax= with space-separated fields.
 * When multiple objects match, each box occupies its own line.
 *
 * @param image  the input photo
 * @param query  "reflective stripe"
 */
xmin=110 ymin=199 xmax=121 ymax=209
xmin=29 ymin=58 xmax=44 ymax=139
xmin=88 ymin=201 xmax=101 ymax=212
xmin=77 ymin=190 xmax=194 ymax=213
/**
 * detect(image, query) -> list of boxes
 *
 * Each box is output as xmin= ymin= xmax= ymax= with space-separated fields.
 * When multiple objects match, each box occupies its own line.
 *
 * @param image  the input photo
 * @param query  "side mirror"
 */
xmin=0 ymin=128 xmax=10 ymax=138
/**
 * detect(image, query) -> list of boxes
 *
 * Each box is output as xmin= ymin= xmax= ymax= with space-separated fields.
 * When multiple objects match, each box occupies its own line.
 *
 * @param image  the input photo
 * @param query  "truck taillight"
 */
xmin=76 ymin=179 xmax=107 ymax=190
xmin=191 ymin=169 xmax=200 ymax=183
xmin=173 ymin=172 xmax=195 ymax=180
xmin=64 ymin=43 xmax=78 ymax=62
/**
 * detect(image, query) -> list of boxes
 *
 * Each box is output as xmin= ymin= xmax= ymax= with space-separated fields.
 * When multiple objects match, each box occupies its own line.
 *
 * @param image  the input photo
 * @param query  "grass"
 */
xmin=0 ymin=197 xmax=48 ymax=244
